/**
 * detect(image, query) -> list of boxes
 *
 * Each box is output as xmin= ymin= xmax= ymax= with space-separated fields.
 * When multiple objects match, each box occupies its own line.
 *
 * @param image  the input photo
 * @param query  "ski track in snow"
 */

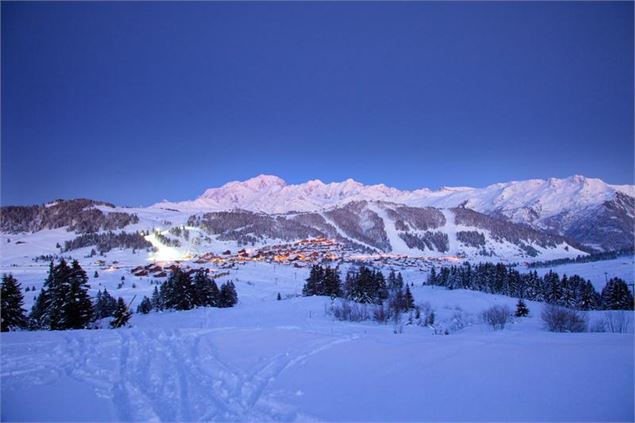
xmin=2 ymin=327 xmax=354 ymax=422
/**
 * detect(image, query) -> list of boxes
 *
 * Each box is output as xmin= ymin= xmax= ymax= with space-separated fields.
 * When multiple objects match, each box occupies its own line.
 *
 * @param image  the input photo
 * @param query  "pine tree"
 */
xmin=137 ymin=296 xmax=153 ymax=314
xmin=49 ymin=259 xmax=75 ymax=330
xmin=62 ymin=260 xmax=93 ymax=329
xmin=427 ymin=267 xmax=438 ymax=285
xmin=358 ymin=267 xmax=375 ymax=303
xmin=1 ymin=274 xmax=27 ymax=331
xmin=601 ymin=278 xmax=634 ymax=310
xmin=94 ymin=290 xmax=103 ymax=316
xmin=578 ymin=280 xmax=600 ymax=310
xmin=30 ymin=261 xmax=55 ymax=329
xmin=302 ymin=265 xmax=324 ymax=296
xmin=396 ymin=272 xmax=404 ymax=290
xmin=150 ymin=286 xmax=162 ymax=310
xmin=543 ymin=271 xmax=562 ymax=305
xmin=389 ymin=287 xmax=405 ymax=314
xmin=515 ymin=298 xmax=529 ymax=317
xmin=193 ymin=269 xmax=219 ymax=307
xmin=375 ymin=271 xmax=388 ymax=302
xmin=403 ymin=285 xmax=415 ymax=311
xmin=94 ymin=271 xmax=99 ymax=278
xmin=30 ymin=291 xmax=49 ymax=329
xmin=219 ymin=281 xmax=238 ymax=308
xmin=111 ymin=297 xmax=132 ymax=328
xmin=323 ymin=267 xmax=341 ymax=298
xmin=94 ymin=288 xmax=117 ymax=320
xmin=162 ymin=268 xmax=195 ymax=310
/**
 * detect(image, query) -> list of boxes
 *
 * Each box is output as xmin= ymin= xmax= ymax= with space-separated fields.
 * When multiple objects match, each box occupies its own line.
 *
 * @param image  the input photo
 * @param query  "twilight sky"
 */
xmin=2 ymin=1 xmax=633 ymax=206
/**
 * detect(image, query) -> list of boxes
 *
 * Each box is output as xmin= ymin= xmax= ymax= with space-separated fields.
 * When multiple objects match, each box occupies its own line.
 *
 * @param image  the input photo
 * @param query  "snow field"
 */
xmin=2 ymin=260 xmax=634 ymax=421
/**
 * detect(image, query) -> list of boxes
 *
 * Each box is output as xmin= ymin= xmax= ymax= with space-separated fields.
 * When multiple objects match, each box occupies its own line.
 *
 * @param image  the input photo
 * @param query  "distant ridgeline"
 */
xmin=427 ymin=262 xmax=633 ymax=311
xmin=527 ymin=248 xmax=635 ymax=269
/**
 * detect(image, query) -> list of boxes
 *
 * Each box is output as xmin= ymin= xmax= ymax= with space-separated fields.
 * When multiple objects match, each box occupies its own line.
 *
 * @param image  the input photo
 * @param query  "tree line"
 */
xmin=527 ymin=248 xmax=635 ymax=269
xmin=303 ymin=265 xmax=415 ymax=316
xmin=136 ymin=268 xmax=237 ymax=314
xmin=1 ymin=260 xmax=238 ymax=332
xmin=426 ymin=262 xmax=633 ymax=310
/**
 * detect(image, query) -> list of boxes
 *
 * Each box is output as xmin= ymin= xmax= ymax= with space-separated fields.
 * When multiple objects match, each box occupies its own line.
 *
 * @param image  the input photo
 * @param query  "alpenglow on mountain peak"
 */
xmin=153 ymin=173 xmax=634 ymax=219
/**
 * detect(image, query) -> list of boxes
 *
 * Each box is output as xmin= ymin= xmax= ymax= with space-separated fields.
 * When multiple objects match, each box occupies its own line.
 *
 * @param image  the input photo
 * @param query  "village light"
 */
xmin=144 ymin=232 xmax=189 ymax=262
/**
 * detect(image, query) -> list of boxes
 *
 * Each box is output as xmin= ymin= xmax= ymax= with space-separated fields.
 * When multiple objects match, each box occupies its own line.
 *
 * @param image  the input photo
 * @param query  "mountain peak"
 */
xmin=233 ymin=174 xmax=287 ymax=189
xmin=155 ymin=175 xmax=634 ymax=219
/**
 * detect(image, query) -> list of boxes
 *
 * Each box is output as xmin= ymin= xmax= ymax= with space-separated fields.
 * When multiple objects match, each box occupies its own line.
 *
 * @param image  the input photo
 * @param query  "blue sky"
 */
xmin=2 ymin=1 xmax=633 ymax=206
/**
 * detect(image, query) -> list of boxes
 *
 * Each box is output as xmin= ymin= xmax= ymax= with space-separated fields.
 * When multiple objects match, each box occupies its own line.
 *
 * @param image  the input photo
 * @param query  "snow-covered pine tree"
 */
xmin=61 ymin=260 xmax=93 ymax=329
xmin=560 ymin=275 xmax=576 ymax=309
xmin=172 ymin=269 xmax=195 ymax=310
xmin=577 ymin=280 xmax=600 ymax=310
xmin=29 ymin=261 xmax=55 ymax=329
xmin=543 ymin=271 xmax=562 ymax=305
xmin=601 ymin=278 xmax=634 ymax=310
xmin=302 ymin=265 xmax=324 ymax=296
xmin=111 ymin=297 xmax=132 ymax=328
xmin=94 ymin=288 xmax=117 ymax=320
xmin=404 ymin=285 xmax=415 ymax=311
xmin=375 ymin=270 xmax=388 ymax=302
xmin=323 ymin=267 xmax=342 ymax=298
xmin=515 ymin=298 xmax=529 ymax=317
xmin=1 ymin=274 xmax=27 ymax=331
xmin=150 ymin=286 xmax=162 ymax=310
xmin=219 ymin=281 xmax=238 ymax=307
xmin=193 ymin=269 xmax=219 ymax=307
xmin=427 ymin=267 xmax=438 ymax=286
xmin=137 ymin=296 xmax=153 ymax=314
xmin=48 ymin=259 xmax=72 ymax=330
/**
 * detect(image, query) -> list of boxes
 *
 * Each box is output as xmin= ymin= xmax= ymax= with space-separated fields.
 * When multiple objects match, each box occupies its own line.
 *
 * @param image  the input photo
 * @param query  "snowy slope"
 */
xmin=2 ymin=272 xmax=633 ymax=422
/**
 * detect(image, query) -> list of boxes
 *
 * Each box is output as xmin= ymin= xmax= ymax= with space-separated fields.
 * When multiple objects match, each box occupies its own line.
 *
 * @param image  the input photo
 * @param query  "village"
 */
xmin=117 ymin=237 xmax=463 ymax=279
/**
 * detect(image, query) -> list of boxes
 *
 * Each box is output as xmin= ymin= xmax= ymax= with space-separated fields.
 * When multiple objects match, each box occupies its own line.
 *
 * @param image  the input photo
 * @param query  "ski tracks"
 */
xmin=106 ymin=328 xmax=355 ymax=421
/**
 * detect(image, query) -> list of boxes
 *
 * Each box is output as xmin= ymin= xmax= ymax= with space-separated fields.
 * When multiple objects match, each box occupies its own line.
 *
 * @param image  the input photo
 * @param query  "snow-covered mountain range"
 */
xmin=1 ymin=175 xmax=633 ymax=260
xmin=155 ymin=174 xmax=634 ymax=215
xmin=153 ymin=174 xmax=634 ymax=252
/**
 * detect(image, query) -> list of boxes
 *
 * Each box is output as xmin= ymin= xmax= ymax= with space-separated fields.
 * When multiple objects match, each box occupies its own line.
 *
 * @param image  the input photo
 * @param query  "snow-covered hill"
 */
xmin=182 ymin=201 xmax=584 ymax=259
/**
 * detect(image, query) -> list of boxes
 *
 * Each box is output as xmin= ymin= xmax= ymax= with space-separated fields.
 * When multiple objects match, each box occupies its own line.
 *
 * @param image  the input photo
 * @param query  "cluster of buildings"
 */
xmin=101 ymin=237 xmax=466 ymax=279
xmin=187 ymin=237 xmax=462 ymax=270
xmin=189 ymin=237 xmax=347 ymax=267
